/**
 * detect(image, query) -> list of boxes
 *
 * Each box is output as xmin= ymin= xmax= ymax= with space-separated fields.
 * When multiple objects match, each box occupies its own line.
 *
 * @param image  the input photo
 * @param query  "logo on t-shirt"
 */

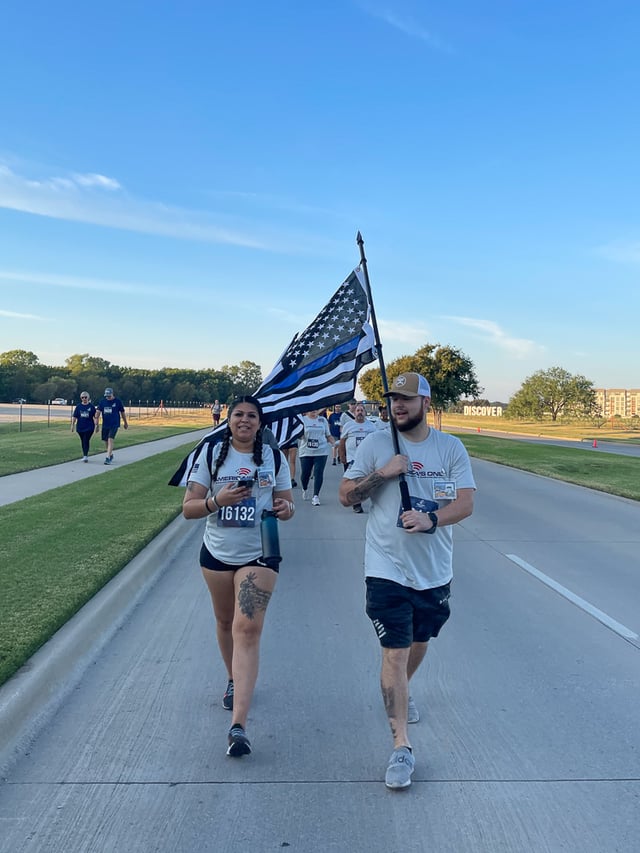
xmin=409 ymin=461 xmax=445 ymax=478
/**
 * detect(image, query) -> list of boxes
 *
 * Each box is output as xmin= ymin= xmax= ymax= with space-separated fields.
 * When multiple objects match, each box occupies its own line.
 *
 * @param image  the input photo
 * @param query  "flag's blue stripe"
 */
xmin=260 ymin=335 xmax=361 ymax=394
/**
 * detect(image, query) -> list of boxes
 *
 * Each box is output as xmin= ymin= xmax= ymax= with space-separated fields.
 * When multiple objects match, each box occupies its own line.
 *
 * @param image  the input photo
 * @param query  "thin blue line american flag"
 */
xmin=168 ymin=267 xmax=376 ymax=486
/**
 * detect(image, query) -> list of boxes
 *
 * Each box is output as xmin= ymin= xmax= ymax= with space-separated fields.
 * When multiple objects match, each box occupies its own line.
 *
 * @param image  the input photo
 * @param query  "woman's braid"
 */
xmin=253 ymin=430 xmax=265 ymax=468
xmin=212 ymin=429 xmax=232 ymax=482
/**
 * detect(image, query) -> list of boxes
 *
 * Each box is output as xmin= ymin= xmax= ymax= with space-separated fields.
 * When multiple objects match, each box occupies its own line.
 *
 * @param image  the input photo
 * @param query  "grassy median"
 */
xmin=0 ymin=447 xmax=190 ymax=686
xmin=454 ymin=434 xmax=640 ymax=501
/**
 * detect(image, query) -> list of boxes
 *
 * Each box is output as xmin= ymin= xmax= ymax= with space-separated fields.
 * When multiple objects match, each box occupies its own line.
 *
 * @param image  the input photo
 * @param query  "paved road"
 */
xmin=0 ymin=455 xmax=638 ymax=851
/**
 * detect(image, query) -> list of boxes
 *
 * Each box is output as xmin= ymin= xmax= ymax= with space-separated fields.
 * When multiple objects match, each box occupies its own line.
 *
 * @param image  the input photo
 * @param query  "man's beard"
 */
xmin=394 ymin=411 xmax=425 ymax=432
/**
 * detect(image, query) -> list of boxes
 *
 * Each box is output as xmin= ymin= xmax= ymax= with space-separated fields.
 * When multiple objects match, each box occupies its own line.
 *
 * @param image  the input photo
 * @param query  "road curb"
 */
xmin=0 ymin=514 xmax=196 ymax=774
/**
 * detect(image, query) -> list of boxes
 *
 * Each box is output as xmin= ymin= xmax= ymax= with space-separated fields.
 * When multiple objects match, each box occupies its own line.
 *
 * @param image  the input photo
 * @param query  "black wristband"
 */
xmin=424 ymin=511 xmax=438 ymax=534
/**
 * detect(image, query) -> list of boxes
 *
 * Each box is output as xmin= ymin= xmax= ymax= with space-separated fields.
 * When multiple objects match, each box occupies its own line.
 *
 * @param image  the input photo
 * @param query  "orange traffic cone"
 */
xmin=477 ymin=427 xmax=481 ymax=433
xmin=592 ymin=439 xmax=598 ymax=448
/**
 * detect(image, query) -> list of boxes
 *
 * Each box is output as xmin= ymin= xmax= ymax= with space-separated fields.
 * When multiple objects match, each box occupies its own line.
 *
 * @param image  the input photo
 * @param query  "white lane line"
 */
xmin=506 ymin=554 xmax=639 ymax=642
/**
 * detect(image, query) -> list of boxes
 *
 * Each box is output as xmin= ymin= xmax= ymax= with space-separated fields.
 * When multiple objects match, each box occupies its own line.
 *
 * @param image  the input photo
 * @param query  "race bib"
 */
xmin=396 ymin=495 xmax=438 ymax=527
xmin=217 ymin=497 xmax=257 ymax=527
xmin=307 ymin=438 xmax=319 ymax=449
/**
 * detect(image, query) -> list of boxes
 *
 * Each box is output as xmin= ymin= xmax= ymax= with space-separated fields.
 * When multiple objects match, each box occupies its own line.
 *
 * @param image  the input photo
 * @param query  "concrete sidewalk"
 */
xmin=0 ymin=428 xmax=211 ymax=507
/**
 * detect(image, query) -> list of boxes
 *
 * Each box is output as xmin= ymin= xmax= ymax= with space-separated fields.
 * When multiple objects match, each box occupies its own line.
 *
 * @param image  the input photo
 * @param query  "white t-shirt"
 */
xmin=344 ymin=428 xmax=476 ymax=590
xmin=340 ymin=417 xmax=376 ymax=463
xmin=298 ymin=415 xmax=332 ymax=457
xmin=189 ymin=443 xmax=291 ymax=565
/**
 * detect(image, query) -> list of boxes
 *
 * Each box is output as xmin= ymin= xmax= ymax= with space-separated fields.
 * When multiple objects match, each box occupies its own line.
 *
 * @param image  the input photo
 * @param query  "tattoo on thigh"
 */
xmin=238 ymin=572 xmax=272 ymax=619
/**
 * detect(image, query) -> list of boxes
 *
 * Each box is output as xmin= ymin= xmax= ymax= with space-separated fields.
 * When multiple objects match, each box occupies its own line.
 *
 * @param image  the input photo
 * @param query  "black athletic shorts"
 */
xmin=199 ymin=543 xmax=279 ymax=574
xmin=365 ymin=576 xmax=451 ymax=648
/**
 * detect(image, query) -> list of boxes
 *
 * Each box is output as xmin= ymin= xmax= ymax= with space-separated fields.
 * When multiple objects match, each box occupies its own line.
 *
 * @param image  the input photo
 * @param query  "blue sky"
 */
xmin=1 ymin=0 xmax=638 ymax=401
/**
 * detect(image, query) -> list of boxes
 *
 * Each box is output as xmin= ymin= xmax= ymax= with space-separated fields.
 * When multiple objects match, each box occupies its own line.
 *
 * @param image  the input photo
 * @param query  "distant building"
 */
xmin=594 ymin=389 xmax=640 ymax=418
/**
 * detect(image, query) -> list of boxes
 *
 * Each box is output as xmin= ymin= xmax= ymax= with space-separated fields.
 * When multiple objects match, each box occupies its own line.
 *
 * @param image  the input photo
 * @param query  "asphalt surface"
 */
xmin=0 ymin=440 xmax=639 ymax=852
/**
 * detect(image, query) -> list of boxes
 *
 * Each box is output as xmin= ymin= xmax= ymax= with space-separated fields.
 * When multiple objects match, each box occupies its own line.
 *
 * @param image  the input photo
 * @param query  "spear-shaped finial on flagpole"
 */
xmin=356 ymin=231 xmax=412 ymax=511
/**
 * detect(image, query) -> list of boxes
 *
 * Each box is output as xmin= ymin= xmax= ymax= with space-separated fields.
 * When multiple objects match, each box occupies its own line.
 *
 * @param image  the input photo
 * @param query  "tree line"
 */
xmin=0 ymin=350 xmax=263 ymax=407
xmin=1 ymin=347 xmax=609 ymax=425
xmin=359 ymin=351 xmax=603 ymax=426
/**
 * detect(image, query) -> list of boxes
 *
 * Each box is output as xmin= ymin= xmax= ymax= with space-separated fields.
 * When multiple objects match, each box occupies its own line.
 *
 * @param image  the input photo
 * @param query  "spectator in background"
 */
xmin=339 ymin=402 xmax=376 ymax=513
xmin=212 ymin=400 xmax=222 ymax=426
xmin=376 ymin=405 xmax=391 ymax=429
xmin=281 ymin=437 xmax=299 ymax=488
xmin=95 ymin=387 xmax=128 ymax=465
xmin=71 ymin=391 xmax=97 ymax=462
xmin=298 ymin=410 xmax=335 ymax=505
xmin=328 ymin=404 xmax=342 ymax=465
xmin=339 ymin=400 xmax=358 ymax=469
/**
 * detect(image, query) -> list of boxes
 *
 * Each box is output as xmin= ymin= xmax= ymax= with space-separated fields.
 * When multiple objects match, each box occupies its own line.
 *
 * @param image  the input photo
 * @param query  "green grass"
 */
xmin=0 ymin=447 xmax=189 ymax=685
xmin=441 ymin=413 xmax=640 ymax=444
xmin=452 ymin=434 xmax=640 ymax=501
xmin=0 ymin=418 xmax=210 ymax=476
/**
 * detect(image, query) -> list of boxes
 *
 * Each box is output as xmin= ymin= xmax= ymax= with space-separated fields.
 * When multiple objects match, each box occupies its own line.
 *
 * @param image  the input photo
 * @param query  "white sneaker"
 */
xmin=385 ymin=747 xmax=415 ymax=789
xmin=408 ymin=696 xmax=420 ymax=724
xmin=83 ymin=456 xmax=88 ymax=463
xmin=302 ymin=489 xmax=309 ymax=500
xmin=312 ymin=495 xmax=320 ymax=506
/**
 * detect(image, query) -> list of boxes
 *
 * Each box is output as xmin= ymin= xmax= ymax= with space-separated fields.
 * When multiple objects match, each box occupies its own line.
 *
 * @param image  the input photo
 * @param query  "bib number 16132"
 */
xmin=217 ymin=499 xmax=256 ymax=528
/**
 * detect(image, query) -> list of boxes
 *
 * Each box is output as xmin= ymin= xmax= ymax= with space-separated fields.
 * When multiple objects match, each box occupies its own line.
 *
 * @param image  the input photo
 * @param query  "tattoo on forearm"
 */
xmin=238 ymin=572 xmax=272 ymax=619
xmin=350 ymin=472 xmax=385 ymax=504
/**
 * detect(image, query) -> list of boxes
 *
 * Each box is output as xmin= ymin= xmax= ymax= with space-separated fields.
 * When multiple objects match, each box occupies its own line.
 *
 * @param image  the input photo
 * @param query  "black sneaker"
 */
xmin=227 ymin=724 xmax=251 ymax=757
xmin=222 ymin=679 xmax=234 ymax=710
xmin=291 ymin=479 xmax=298 ymax=488
xmin=353 ymin=504 xmax=364 ymax=513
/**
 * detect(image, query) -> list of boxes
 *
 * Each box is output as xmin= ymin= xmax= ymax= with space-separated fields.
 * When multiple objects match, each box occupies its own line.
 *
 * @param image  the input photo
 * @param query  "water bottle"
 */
xmin=260 ymin=509 xmax=282 ymax=569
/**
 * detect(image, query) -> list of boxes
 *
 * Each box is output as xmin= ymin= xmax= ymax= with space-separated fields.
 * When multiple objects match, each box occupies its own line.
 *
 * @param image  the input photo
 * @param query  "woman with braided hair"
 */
xmin=183 ymin=395 xmax=294 ymax=758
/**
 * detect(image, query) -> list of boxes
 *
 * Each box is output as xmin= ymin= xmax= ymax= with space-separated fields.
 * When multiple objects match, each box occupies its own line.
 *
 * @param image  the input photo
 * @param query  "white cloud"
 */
xmin=0 ymin=268 xmax=176 ymax=298
xmin=356 ymin=2 xmax=451 ymax=51
xmin=0 ymin=308 xmax=46 ymax=320
xmin=444 ymin=316 xmax=542 ymax=358
xmin=0 ymin=164 xmax=299 ymax=251
xmin=378 ymin=318 xmax=429 ymax=345
xmin=72 ymin=173 xmax=121 ymax=190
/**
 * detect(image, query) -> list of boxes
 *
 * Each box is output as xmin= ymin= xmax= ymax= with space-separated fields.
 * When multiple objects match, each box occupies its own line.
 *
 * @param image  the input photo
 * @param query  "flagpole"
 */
xmin=356 ymin=231 xmax=412 ymax=511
